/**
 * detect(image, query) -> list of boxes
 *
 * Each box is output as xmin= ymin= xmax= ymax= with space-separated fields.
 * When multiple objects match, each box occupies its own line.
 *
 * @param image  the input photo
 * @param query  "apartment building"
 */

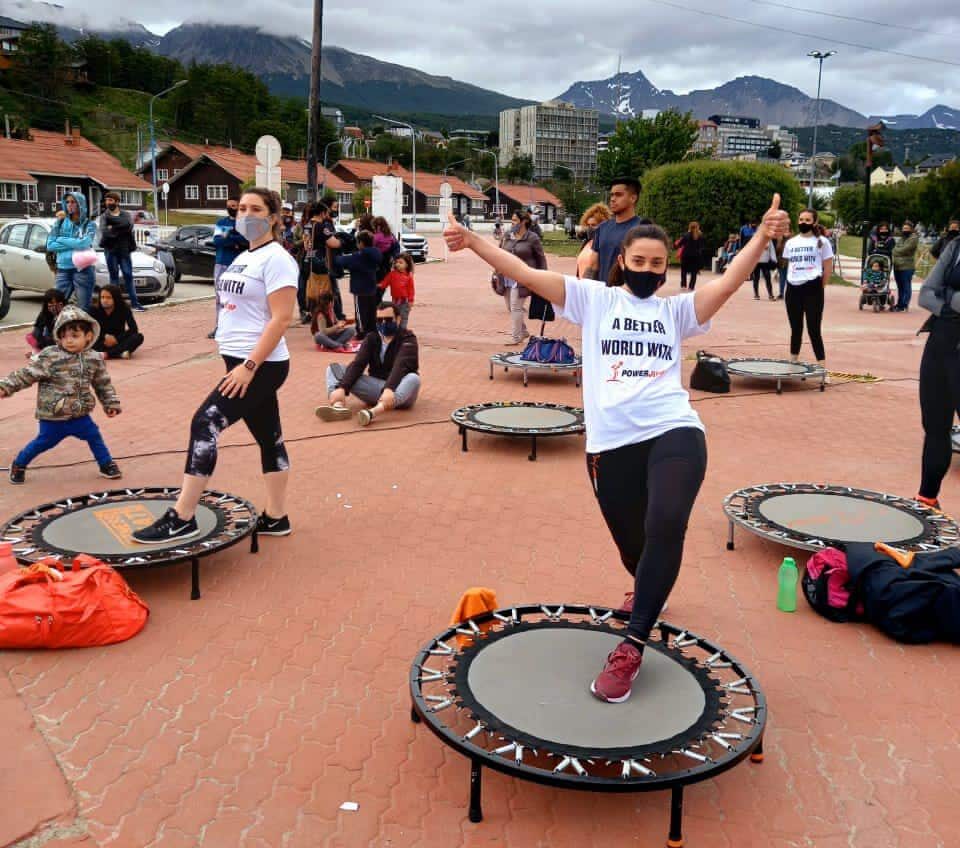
xmin=499 ymin=100 xmax=599 ymax=182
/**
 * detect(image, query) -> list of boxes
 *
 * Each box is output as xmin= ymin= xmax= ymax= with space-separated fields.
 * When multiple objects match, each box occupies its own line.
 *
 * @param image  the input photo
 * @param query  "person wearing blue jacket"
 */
xmin=209 ymin=196 xmax=249 ymax=338
xmin=47 ymin=192 xmax=97 ymax=311
xmin=334 ymin=230 xmax=381 ymax=339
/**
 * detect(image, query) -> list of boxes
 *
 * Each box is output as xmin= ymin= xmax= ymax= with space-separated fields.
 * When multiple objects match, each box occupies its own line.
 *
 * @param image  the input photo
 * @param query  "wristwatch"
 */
xmin=243 ymin=359 xmax=257 ymax=372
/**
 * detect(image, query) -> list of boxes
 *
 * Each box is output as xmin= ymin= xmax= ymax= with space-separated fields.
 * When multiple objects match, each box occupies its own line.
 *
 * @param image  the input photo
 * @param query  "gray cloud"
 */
xmin=4 ymin=0 xmax=958 ymax=115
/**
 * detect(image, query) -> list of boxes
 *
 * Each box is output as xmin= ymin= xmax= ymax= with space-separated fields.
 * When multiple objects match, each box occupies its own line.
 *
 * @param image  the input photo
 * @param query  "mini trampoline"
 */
xmin=0 ymin=488 xmax=258 ymax=599
xmin=410 ymin=604 xmax=766 ymax=846
xmin=489 ymin=352 xmax=582 ymax=387
xmin=725 ymin=358 xmax=826 ymax=394
xmin=451 ymin=402 xmax=585 ymax=461
xmin=723 ymin=483 xmax=960 ymax=553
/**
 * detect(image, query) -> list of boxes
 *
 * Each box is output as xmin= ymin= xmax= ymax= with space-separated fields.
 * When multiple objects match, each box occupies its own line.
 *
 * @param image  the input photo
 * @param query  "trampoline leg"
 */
xmin=460 ymin=426 xmax=468 ymax=453
xmin=489 ymin=361 xmax=494 ymax=380
xmin=523 ymin=368 xmax=528 ymax=387
xmin=410 ymin=704 xmax=421 ymax=724
xmin=576 ymin=369 xmax=581 ymax=388
xmin=190 ymin=557 xmax=201 ymax=601
xmin=666 ymin=785 xmax=684 ymax=847
xmin=776 ymin=378 xmax=782 ymax=395
xmin=250 ymin=528 xmax=259 ymax=554
xmin=726 ymin=520 xmax=735 ymax=551
xmin=528 ymin=436 xmax=537 ymax=462
xmin=751 ymin=736 xmax=765 ymax=764
xmin=469 ymin=759 xmax=483 ymax=823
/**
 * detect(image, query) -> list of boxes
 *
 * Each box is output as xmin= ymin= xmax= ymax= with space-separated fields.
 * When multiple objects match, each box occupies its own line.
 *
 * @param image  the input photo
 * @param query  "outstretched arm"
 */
xmin=443 ymin=213 xmax=568 ymax=307
xmin=693 ymin=194 xmax=790 ymax=325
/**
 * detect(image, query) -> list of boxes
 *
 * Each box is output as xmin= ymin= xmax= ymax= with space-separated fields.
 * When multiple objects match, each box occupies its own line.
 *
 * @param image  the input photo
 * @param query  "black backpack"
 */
xmin=690 ymin=350 xmax=730 ymax=393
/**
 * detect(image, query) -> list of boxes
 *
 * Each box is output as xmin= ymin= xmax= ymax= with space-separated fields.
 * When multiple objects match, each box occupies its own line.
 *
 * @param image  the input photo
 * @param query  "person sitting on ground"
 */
xmin=377 ymin=252 xmax=416 ymax=328
xmin=311 ymin=291 xmax=356 ymax=351
xmin=718 ymin=233 xmax=739 ymax=272
xmin=1 ymin=305 xmax=122 ymax=484
xmin=315 ymin=303 xmax=420 ymax=427
xmin=90 ymin=284 xmax=144 ymax=359
xmin=334 ymin=230 xmax=382 ymax=339
xmin=25 ymin=289 xmax=66 ymax=355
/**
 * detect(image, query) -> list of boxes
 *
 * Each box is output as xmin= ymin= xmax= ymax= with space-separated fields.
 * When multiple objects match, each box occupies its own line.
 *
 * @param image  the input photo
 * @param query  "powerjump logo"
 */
xmin=93 ymin=504 xmax=159 ymax=547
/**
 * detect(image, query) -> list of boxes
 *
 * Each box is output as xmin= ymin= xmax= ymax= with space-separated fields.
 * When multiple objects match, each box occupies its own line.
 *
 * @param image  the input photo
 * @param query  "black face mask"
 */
xmin=329 ymin=209 xmax=339 ymax=219
xmin=622 ymin=269 xmax=666 ymax=299
xmin=947 ymin=230 xmax=959 ymax=240
xmin=105 ymin=202 xmax=117 ymax=211
xmin=227 ymin=207 xmax=238 ymax=218
xmin=378 ymin=320 xmax=399 ymax=337
xmin=878 ymin=231 xmax=889 ymax=238
xmin=798 ymin=222 xmax=813 ymax=234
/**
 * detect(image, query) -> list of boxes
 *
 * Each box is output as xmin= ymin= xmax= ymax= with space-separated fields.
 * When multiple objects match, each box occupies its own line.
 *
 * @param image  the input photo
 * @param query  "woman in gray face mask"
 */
xmin=133 ymin=188 xmax=301 ymax=545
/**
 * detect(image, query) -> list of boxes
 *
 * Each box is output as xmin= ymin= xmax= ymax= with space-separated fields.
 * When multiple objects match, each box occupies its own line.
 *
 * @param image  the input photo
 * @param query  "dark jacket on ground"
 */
xmin=335 ymin=246 xmax=382 ymax=296
xmin=89 ymin=305 xmax=140 ymax=350
xmin=98 ymin=210 xmax=136 ymax=255
xmin=336 ymin=328 xmax=419 ymax=394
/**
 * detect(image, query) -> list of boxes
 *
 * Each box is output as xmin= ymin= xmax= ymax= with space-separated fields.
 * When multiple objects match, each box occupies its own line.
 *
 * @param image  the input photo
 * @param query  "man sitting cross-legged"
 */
xmin=315 ymin=303 xmax=420 ymax=426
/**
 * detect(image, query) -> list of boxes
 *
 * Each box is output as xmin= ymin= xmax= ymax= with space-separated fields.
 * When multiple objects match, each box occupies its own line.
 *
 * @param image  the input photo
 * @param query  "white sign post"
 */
xmin=255 ymin=135 xmax=283 ymax=193
xmin=161 ymin=181 xmax=170 ymax=228
xmin=439 ymin=181 xmax=453 ymax=261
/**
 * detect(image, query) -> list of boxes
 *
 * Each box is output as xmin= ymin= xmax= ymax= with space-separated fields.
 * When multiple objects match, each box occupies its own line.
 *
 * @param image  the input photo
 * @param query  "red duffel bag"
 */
xmin=0 ymin=555 xmax=149 ymax=649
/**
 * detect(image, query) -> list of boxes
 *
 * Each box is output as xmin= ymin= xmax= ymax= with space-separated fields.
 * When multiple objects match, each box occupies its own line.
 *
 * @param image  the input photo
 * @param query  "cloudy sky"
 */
xmin=6 ymin=0 xmax=959 ymax=115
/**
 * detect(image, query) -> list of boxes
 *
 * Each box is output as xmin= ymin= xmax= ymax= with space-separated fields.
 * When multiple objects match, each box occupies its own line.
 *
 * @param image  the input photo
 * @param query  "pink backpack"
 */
xmin=802 ymin=548 xmax=864 ymax=622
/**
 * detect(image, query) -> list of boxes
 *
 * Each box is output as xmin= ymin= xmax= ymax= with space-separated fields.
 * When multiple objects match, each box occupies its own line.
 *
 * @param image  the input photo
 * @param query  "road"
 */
xmin=0 ymin=277 xmax=214 ymax=330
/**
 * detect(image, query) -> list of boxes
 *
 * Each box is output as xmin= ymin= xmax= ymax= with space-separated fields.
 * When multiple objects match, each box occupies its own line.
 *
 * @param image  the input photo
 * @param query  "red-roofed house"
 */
xmin=486 ymin=184 xmax=563 ymax=223
xmin=141 ymin=141 xmax=355 ymax=213
xmin=0 ymin=128 xmax=152 ymax=218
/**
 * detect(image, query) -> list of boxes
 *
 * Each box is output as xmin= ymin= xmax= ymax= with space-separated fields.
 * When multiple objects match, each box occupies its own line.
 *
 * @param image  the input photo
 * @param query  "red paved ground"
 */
xmin=1 ymin=240 xmax=958 ymax=848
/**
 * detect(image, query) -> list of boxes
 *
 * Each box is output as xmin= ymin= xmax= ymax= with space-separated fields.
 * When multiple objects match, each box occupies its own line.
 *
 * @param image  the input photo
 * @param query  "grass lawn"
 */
xmin=839 ymin=235 xmax=863 ymax=260
xmin=541 ymin=230 xmax=584 ymax=258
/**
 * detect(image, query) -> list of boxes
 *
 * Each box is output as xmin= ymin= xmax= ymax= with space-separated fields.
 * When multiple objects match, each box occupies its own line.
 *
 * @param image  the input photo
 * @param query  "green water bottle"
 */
xmin=777 ymin=557 xmax=798 ymax=612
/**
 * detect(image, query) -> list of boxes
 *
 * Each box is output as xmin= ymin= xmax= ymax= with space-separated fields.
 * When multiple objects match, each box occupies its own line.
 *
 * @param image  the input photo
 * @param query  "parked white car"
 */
xmin=0 ymin=218 xmax=174 ymax=318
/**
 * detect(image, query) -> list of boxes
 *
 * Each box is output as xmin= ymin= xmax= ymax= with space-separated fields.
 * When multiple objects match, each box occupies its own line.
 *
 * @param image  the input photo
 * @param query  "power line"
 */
xmin=743 ymin=0 xmax=934 ymax=35
xmin=643 ymin=0 xmax=960 ymax=68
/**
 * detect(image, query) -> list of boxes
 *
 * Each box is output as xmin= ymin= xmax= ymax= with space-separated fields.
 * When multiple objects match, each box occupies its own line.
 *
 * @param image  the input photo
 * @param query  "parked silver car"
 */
xmin=0 ymin=218 xmax=174 ymax=319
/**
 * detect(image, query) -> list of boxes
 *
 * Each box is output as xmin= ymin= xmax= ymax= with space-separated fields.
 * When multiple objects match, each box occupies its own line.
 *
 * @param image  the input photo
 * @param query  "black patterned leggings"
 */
xmin=185 ymin=356 xmax=290 ymax=477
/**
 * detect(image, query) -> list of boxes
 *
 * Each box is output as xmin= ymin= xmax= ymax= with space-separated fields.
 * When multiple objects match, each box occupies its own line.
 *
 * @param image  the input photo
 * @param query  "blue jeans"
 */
xmin=105 ymin=251 xmax=142 ymax=309
xmin=894 ymin=269 xmax=915 ymax=310
xmin=15 ymin=416 xmax=112 ymax=468
xmin=778 ymin=265 xmax=788 ymax=298
xmin=55 ymin=267 xmax=95 ymax=312
xmin=326 ymin=363 xmax=421 ymax=409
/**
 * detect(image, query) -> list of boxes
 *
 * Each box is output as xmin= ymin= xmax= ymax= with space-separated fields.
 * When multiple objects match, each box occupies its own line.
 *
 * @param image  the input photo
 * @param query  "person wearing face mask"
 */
xmin=443 ymin=196 xmax=790 ymax=704
xmin=98 ymin=191 xmax=143 ymax=311
xmin=499 ymin=210 xmax=547 ymax=344
xmin=931 ymin=220 xmax=960 ymax=261
xmin=870 ymin=222 xmax=895 ymax=259
xmin=315 ymin=303 xmax=421 ymax=427
xmin=209 ymin=196 xmax=249 ymax=339
xmin=133 ymin=188 xmax=299 ymax=544
xmin=892 ymin=220 xmax=919 ymax=312
xmin=782 ymin=208 xmax=833 ymax=371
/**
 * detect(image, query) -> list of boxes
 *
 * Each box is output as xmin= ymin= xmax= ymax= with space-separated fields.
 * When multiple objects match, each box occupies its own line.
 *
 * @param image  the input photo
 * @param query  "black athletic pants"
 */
xmin=752 ymin=264 xmax=773 ymax=298
xmin=785 ymin=278 xmax=825 ymax=361
xmin=919 ymin=319 xmax=960 ymax=499
xmin=680 ymin=264 xmax=699 ymax=290
xmin=586 ymin=428 xmax=707 ymax=644
xmin=355 ymin=294 xmax=378 ymax=339
xmin=185 ymin=356 xmax=290 ymax=478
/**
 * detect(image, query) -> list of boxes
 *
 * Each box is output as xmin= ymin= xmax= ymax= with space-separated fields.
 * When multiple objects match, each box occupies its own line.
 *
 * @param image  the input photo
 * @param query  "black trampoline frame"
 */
xmin=0 ymin=487 xmax=259 ymax=600
xmin=723 ymin=482 xmax=960 ymax=553
xmin=725 ymin=357 xmax=826 ymax=395
xmin=488 ymin=352 xmax=583 ymax=388
xmin=451 ymin=401 xmax=585 ymax=461
xmin=409 ymin=604 xmax=766 ymax=845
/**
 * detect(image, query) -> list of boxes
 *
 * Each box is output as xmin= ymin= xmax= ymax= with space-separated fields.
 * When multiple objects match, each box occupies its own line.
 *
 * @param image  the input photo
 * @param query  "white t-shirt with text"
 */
xmin=784 ymin=234 xmax=834 ymax=285
xmin=215 ymin=241 xmax=299 ymax=362
xmin=556 ymin=277 xmax=710 ymax=453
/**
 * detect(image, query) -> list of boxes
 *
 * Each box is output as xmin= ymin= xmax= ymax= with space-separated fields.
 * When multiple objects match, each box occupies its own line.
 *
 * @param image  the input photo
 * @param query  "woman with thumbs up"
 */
xmin=443 ymin=195 xmax=790 ymax=705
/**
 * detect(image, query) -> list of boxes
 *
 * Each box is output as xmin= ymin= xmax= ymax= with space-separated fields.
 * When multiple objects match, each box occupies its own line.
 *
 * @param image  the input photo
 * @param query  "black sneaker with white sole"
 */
xmin=132 ymin=507 xmax=200 ymax=545
xmin=9 ymin=462 xmax=26 ymax=484
xmin=99 ymin=461 xmax=123 ymax=480
xmin=256 ymin=513 xmax=291 ymax=536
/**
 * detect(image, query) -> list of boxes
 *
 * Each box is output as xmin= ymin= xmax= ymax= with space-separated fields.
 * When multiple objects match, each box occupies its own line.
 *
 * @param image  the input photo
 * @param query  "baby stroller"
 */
xmin=859 ymin=254 xmax=895 ymax=312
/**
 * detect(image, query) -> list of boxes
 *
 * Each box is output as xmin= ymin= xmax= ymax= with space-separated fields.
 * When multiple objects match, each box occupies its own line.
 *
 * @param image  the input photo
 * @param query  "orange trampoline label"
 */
xmin=93 ymin=504 xmax=158 ymax=547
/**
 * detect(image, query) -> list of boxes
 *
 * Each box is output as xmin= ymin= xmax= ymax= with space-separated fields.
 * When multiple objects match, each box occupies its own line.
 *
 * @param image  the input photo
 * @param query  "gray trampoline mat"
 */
xmin=40 ymin=500 xmax=219 ymax=556
xmin=472 ymin=407 xmax=579 ymax=429
xmin=467 ymin=628 xmax=706 ymax=749
xmin=757 ymin=493 xmax=925 ymax=542
xmin=727 ymin=360 xmax=811 ymax=376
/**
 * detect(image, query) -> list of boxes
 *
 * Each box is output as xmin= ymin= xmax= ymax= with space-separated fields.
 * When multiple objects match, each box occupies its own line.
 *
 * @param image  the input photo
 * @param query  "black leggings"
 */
xmin=586 ymin=428 xmax=707 ymax=644
xmin=185 ymin=356 xmax=290 ymax=477
xmin=785 ymin=278 xmax=825 ymax=360
xmin=752 ymin=264 xmax=773 ymax=298
xmin=680 ymin=265 xmax=699 ymax=290
xmin=355 ymin=293 xmax=378 ymax=338
xmin=100 ymin=332 xmax=144 ymax=359
xmin=919 ymin=320 xmax=960 ymax=499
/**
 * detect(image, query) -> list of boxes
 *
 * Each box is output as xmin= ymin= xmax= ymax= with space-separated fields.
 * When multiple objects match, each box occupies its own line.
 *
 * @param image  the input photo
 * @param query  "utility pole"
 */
xmin=306 ymin=0 xmax=324 ymax=201
xmin=861 ymin=122 xmax=885 ymax=268
xmin=806 ymin=50 xmax=836 ymax=208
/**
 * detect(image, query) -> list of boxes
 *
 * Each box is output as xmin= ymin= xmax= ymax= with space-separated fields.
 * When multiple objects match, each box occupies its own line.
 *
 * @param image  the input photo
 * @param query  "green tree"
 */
xmin=545 ymin=180 xmax=603 ymax=221
xmin=641 ymin=160 xmax=804 ymax=254
xmin=598 ymin=110 xmax=700 ymax=185
xmin=7 ymin=24 xmax=70 ymax=129
xmin=504 ymin=154 xmax=534 ymax=182
xmin=832 ymin=180 xmax=923 ymax=234
xmin=353 ymin=185 xmax=372 ymax=217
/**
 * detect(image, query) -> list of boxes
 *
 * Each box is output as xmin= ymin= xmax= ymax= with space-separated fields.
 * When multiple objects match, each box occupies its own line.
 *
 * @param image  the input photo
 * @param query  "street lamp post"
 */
xmin=442 ymin=159 xmax=468 ymax=175
xmin=149 ymin=79 xmax=187 ymax=216
xmin=320 ymin=139 xmax=339 ymax=196
xmin=374 ymin=114 xmax=417 ymax=229
xmin=474 ymin=148 xmax=499 ymax=217
xmin=806 ymin=50 xmax=836 ymax=208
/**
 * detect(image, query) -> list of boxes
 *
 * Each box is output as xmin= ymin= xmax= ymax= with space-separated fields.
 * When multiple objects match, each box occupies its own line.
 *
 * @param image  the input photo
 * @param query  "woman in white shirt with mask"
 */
xmin=443 ymin=196 xmax=789 ymax=705
xmin=782 ymin=208 xmax=833 ymax=367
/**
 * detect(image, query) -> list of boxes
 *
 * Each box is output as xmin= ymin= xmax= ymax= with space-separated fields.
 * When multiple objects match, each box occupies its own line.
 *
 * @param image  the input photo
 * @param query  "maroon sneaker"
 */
xmin=618 ymin=592 xmax=668 ymax=615
xmin=590 ymin=641 xmax=643 ymax=703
